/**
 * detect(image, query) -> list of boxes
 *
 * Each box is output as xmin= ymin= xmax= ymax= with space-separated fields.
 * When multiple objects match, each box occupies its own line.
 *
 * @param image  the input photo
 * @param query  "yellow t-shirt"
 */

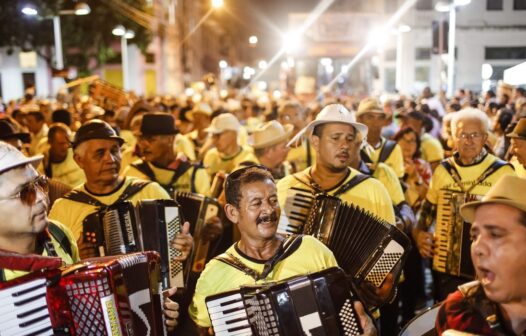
xmin=277 ymin=168 xmax=395 ymax=224
xmin=511 ymin=156 xmax=526 ymax=178
xmin=367 ymin=138 xmax=405 ymax=178
xmin=123 ymin=160 xmax=210 ymax=195
xmin=3 ymin=220 xmax=79 ymax=281
xmin=203 ymin=146 xmax=257 ymax=177
xmin=38 ymin=149 xmax=86 ymax=188
xmin=420 ymin=133 xmax=445 ymax=164
xmin=426 ymin=153 xmax=516 ymax=206
xmin=286 ymin=139 xmax=316 ymax=173
xmin=175 ymin=133 xmax=197 ymax=161
xmin=120 ymin=146 xmax=140 ymax=174
xmin=49 ymin=177 xmax=171 ymax=240
xmin=188 ymin=235 xmax=338 ymax=327
xmin=372 ymin=162 xmax=406 ymax=206
xmin=119 ymin=129 xmax=137 ymax=149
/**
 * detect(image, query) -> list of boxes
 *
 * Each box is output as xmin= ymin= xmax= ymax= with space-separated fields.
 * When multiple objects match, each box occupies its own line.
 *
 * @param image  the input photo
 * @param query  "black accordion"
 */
xmin=304 ymin=195 xmax=411 ymax=287
xmin=205 ymin=267 xmax=363 ymax=336
xmin=0 ymin=251 xmax=166 ymax=336
xmin=174 ymin=192 xmax=221 ymax=273
xmin=83 ymin=199 xmax=184 ymax=289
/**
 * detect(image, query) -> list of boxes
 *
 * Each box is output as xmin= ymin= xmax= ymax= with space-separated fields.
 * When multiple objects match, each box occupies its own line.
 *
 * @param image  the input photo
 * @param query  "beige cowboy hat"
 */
xmin=506 ymin=118 xmax=526 ymax=140
xmin=287 ymin=103 xmax=368 ymax=147
xmin=251 ymin=120 xmax=294 ymax=149
xmin=204 ymin=113 xmax=240 ymax=134
xmin=460 ymin=174 xmax=526 ymax=223
xmin=356 ymin=97 xmax=385 ymax=117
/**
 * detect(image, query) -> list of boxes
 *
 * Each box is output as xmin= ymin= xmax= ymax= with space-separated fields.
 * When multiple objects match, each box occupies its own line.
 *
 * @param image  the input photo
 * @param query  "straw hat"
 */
xmin=0 ymin=142 xmax=43 ymax=175
xmin=204 ymin=113 xmax=240 ymax=134
xmin=356 ymin=97 xmax=384 ymax=117
xmin=188 ymin=102 xmax=213 ymax=122
xmin=460 ymin=175 xmax=526 ymax=223
xmin=287 ymin=103 xmax=368 ymax=146
xmin=507 ymin=118 xmax=526 ymax=140
xmin=252 ymin=121 xmax=293 ymax=149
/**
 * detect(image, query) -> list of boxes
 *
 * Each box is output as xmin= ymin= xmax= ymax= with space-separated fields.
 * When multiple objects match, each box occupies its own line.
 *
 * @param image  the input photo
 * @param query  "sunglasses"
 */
xmin=0 ymin=175 xmax=49 ymax=206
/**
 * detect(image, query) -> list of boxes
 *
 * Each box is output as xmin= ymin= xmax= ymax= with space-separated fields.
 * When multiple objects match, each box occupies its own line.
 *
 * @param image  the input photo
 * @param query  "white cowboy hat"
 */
xmin=0 ymin=142 xmax=43 ymax=175
xmin=251 ymin=120 xmax=294 ymax=149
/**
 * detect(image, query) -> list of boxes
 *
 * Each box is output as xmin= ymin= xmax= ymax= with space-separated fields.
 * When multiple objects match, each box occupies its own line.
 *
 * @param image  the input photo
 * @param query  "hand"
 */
xmin=354 ymin=301 xmax=377 ymax=336
xmin=404 ymin=158 xmax=416 ymax=177
xmin=201 ymin=216 xmax=223 ymax=242
xmin=358 ymin=273 xmax=395 ymax=308
xmin=77 ymin=234 xmax=98 ymax=259
xmin=415 ymin=230 xmax=435 ymax=258
xmin=171 ymin=221 xmax=193 ymax=261
xmin=163 ymin=287 xmax=179 ymax=332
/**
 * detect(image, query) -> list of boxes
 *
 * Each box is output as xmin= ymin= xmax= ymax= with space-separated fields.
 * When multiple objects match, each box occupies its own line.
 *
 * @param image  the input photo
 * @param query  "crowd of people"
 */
xmin=0 ymin=80 xmax=525 ymax=335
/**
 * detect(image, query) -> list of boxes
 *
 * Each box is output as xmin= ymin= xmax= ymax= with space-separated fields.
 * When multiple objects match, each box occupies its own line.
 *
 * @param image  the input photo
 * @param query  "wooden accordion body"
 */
xmin=0 ymin=252 xmax=166 ymax=336
xmin=83 ymin=199 xmax=184 ymax=289
xmin=303 ymin=195 xmax=411 ymax=287
xmin=433 ymin=189 xmax=477 ymax=278
xmin=205 ymin=267 xmax=363 ymax=336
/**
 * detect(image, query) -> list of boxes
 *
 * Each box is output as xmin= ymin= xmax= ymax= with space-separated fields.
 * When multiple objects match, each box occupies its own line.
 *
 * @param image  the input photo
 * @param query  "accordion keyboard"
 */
xmin=165 ymin=206 xmax=184 ymax=288
xmin=0 ymin=278 xmax=53 ymax=336
xmin=433 ymin=190 xmax=453 ymax=273
xmin=278 ymin=187 xmax=314 ymax=235
xmin=206 ymin=292 xmax=252 ymax=336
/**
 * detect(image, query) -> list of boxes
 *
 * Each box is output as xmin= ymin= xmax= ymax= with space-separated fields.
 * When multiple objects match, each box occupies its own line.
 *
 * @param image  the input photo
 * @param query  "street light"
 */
xmin=211 ymin=0 xmax=224 ymax=9
xmin=21 ymin=5 xmax=38 ymax=16
xmin=435 ymin=0 xmax=471 ymax=97
xmin=249 ymin=35 xmax=258 ymax=45
xmin=112 ymin=25 xmax=135 ymax=90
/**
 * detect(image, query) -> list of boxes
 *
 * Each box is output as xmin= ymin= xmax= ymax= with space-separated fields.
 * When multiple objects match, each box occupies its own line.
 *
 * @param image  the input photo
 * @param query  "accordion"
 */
xmin=205 ymin=267 xmax=363 ymax=336
xmin=304 ymin=195 xmax=411 ymax=287
xmin=83 ymin=199 xmax=184 ymax=289
xmin=174 ymin=192 xmax=220 ymax=273
xmin=277 ymin=186 xmax=315 ymax=235
xmin=0 ymin=251 xmax=166 ymax=336
xmin=433 ymin=190 xmax=477 ymax=278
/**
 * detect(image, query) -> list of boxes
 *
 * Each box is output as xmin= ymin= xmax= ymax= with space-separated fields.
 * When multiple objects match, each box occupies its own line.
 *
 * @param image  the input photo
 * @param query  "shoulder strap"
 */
xmin=131 ymin=161 xmax=157 ymax=182
xmin=334 ymin=173 xmax=371 ymax=197
xmin=306 ymin=140 xmax=312 ymax=167
xmin=62 ymin=188 xmax=105 ymax=207
xmin=47 ymin=222 xmax=73 ymax=258
xmin=116 ymin=178 xmax=152 ymax=203
xmin=378 ymin=140 xmax=397 ymax=164
xmin=360 ymin=149 xmax=373 ymax=164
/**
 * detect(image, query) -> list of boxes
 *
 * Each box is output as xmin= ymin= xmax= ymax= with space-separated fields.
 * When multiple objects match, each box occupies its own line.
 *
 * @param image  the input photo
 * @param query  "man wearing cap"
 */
xmin=186 ymin=102 xmax=213 ymax=160
xmin=202 ymin=113 xmax=256 ymax=178
xmin=414 ymin=108 xmax=515 ymax=301
xmin=0 ymin=119 xmax=30 ymax=152
xmin=278 ymin=101 xmax=316 ymax=172
xmin=48 ymin=120 xmax=192 ymax=261
xmin=123 ymin=113 xmax=210 ymax=195
xmin=508 ymin=118 xmax=526 ymax=178
xmin=436 ymin=175 xmax=526 ymax=335
xmin=0 ymin=142 xmax=79 ymax=281
xmin=38 ymin=123 xmax=85 ymax=188
xmin=238 ymin=120 xmax=293 ymax=180
xmin=399 ymin=110 xmax=444 ymax=171
xmin=356 ymin=97 xmax=405 ymax=179
xmin=277 ymin=103 xmax=395 ymax=225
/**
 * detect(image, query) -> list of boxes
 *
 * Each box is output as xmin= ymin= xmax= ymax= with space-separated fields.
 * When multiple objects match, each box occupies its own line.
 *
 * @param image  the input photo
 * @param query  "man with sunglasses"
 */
xmin=0 ymin=142 xmax=79 ymax=281
xmin=414 ymin=108 xmax=515 ymax=302
xmin=123 ymin=112 xmax=210 ymax=196
xmin=48 ymin=120 xmax=193 ymax=260
xmin=188 ymin=166 xmax=377 ymax=335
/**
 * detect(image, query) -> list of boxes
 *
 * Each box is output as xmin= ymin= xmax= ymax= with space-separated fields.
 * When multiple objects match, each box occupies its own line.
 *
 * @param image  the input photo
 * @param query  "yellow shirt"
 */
xmin=371 ymin=162 xmax=406 ymax=205
xmin=367 ymin=138 xmax=405 ymax=178
xmin=277 ymin=168 xmax=395 ymax=224
xmin=38 ymin=149 xmax=86 ymax=188
xmin=286 ymin=139 xmax=316 ymax=173
xmin=3 ymin=220 xmax=79 ymax=281
xmin=203 ymin=145 xmax=257 ymax=177
xmin=427 ymin=153 xmax=516 ymax=206
xmin=189 ymin=235 xmax=338 ymax=327
xmin=49 ymin=177 xmax=171 ymax=240
xmin=175 ymin=133 xmax=196 ymax=161
xmin=120 ymin=146 xmax=140 ymax=174
xmin=511 ymin=157 xmax=526 ymax=178
xmin=421 ymin=133 xmax=445 ymax=164
xmin=119 ymin=129 xmax=136 ymax=149
xmin=123 ymin=160 xmax=211 ymax=195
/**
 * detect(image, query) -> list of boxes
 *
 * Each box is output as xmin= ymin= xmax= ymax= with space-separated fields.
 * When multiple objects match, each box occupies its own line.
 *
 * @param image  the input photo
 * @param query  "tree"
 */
xmin=0 ymin=0 xmax=152 ymax=76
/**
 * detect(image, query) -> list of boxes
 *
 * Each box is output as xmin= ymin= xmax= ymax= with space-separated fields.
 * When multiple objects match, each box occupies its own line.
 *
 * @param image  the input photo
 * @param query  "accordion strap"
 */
xmin=293 ymin=169 xmax=370 ymax=197
xmin=215 ymin=234 xmax=303 ymax=281
xmin=131 ymin=160 xmax=193 ymax=194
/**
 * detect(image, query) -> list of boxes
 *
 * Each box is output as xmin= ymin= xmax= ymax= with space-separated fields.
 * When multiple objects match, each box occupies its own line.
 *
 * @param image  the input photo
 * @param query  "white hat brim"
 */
xmin=0 ymin=154 xmax=43 ymax=175
xmin=287 ymin=120 xmax=368 ymax=147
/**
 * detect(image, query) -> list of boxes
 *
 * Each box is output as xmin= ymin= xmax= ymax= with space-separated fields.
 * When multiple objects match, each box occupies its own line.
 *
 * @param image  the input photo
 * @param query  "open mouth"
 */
xmin=477 ymin=266 xmax=495 ymax=286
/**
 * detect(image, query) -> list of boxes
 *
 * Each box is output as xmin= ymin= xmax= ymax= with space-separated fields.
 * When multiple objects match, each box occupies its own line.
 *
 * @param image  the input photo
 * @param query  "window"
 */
xmin=415 ymin=48 xmax=431 ymax=60
xmin=416 ymin=0 xmax=433 ymax=10
xmin=145 ymin=52 xmax=155 ymax=64
xmin=485 ymin=47 xmax=526 ymax=60
xmin=487 ymin=0 xmax=503 ymax=10
xmin=22 ymin=73 xmax=36 ymax=94
xmin=514 ymin=0 xmax=526 ymax=10
xmin=415 ymin=66 xmax=430 ymax=83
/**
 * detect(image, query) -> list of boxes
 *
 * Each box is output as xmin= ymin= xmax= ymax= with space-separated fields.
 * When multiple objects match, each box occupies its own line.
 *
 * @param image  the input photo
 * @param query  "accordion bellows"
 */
xmin=205 ymin=267 xmax=363 ymax=336
xmin=304 ymin=195 xmax=411 ymax=287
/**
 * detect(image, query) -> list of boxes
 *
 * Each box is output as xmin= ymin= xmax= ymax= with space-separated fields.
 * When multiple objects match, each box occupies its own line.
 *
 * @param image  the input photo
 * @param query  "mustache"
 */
xmin=256 ymin=212 xmax=278 ymax=225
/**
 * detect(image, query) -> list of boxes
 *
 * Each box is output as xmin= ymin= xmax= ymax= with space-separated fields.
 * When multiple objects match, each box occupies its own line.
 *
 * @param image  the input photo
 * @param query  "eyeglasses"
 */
xmin=458 ymin=132 xmax=485 ymax=141
xmin=0 ymin=175 xmax=48 ymax=206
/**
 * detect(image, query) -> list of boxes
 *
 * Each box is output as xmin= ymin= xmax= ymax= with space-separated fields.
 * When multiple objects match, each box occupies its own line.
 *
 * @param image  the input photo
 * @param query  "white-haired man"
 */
xmin=436 ymin=175 xmax=526 ymax=335
xmin=414 ymin=108 xmax=516 ymax=301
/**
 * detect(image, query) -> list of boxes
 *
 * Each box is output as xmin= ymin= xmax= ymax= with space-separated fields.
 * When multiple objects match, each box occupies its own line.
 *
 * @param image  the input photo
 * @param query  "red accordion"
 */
xmin=0 ymin=251 xmax=166 ymax=336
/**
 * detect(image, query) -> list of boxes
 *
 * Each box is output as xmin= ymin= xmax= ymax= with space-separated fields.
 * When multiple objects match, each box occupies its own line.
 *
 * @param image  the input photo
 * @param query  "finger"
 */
xmin=163 ymin=286 xmax=178 ymax=298
xmin=164 ymin=305 xmax=180 ymax=319
xmin=182 ymin=221 xmax=191 ymax=234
